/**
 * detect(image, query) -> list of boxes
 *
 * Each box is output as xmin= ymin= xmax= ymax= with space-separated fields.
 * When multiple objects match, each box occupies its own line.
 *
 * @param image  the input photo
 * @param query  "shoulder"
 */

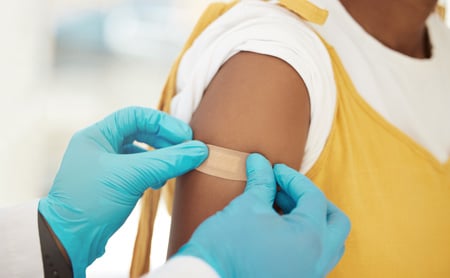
xmin=172 ymin=0 xmax=337 ymax=170
xmin=174 ymin=0 xmax=335 ymax=122
xmin=189 ymin=0 xmax=328 ymax=56
xmin=190 ymin=51 xmax=310 ymax=169
xmin=181 ymin=0 xmax=332 ymax=67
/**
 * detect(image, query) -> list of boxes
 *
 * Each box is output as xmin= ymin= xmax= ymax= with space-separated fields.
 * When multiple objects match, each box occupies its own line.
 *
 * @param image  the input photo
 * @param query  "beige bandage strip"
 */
xmin=196 ymin=144 xmax=249 ymax=181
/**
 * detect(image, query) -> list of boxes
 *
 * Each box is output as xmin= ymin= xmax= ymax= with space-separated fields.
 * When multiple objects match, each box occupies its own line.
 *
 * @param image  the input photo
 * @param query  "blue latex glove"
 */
xmin=39 ymin=107 xmax=208 ymax=277
xmin=177 ymin=154 xmax=351 ymax=278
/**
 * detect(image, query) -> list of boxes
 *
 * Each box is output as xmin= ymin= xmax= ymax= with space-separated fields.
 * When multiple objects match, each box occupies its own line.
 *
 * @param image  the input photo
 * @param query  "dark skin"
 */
xmin=167 ymin=52 xmax=310 ymax=255
xmin=167 ymin=0 xmax=437 ymax=256
xmin=339 ymin=0 xmax=437 ymax=58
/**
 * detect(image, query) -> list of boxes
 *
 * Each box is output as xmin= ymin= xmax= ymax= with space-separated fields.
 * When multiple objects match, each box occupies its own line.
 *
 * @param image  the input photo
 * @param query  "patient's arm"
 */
xmin=167 ymin=51 xmax=311 ymax=256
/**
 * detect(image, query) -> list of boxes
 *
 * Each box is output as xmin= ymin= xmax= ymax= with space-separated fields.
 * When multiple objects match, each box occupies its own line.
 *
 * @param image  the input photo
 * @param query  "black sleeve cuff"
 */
xmin=38 ymin=212 xmax=73 ymax=278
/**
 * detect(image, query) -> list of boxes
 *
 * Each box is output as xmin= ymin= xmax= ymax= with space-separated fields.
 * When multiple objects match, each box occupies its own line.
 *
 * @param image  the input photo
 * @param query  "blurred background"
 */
xmin=0 ymin=0 xmax=448 ymax=277
xmin=0 ymin=0 xmax=215 ymax=276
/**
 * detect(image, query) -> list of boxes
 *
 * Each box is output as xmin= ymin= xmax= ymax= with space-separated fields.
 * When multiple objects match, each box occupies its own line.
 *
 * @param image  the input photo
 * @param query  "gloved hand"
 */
xmin=177 ymin=154 xmax=351 ymax=278
xmin=38 ymin=106 xmax=208 ymax=277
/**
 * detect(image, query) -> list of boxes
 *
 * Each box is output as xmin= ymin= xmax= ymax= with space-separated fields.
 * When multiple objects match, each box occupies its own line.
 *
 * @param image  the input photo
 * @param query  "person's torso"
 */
xmin=309 ymin=0 xmax=450 ymax=163
xmin=307 ymin=34 xmax=450 ymax=277
xmin=305 ymin=1 xmax=450 ymax=276
xmin=167 ymin=1 xmax=450 ymax=276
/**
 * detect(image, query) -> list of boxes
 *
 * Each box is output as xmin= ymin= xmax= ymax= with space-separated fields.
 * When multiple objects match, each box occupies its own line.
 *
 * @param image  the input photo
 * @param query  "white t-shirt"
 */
xmin=312 ymin=0 xmax=450 ymax=164
xmin=171 ymin=0 xmax=450 ymax=172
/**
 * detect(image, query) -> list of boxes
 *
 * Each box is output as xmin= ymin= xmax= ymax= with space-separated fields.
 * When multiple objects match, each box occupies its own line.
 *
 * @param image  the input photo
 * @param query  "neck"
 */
xmin=339 ymin=0 xmax=437 ymax=58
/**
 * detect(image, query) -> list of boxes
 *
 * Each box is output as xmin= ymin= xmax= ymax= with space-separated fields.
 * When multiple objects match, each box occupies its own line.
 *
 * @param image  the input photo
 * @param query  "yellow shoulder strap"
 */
xmin=278 ymin=0 xmax=328 ymax=25
xmin=436 ymin=4 xmax=446 ymax=21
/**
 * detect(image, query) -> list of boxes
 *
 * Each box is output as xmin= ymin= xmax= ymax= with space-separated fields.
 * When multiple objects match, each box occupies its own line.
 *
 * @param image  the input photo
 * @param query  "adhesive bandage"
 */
xmin=196 ymin=144 xmax=249 ymax=181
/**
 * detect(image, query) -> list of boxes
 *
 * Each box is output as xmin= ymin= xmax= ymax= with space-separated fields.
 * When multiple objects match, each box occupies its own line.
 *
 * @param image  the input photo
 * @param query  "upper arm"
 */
xmin=167 ymin=51 xmax=310 ymax=255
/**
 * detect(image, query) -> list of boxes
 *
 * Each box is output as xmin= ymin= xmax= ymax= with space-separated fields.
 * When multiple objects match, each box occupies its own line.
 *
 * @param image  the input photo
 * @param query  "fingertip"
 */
xmin=136 ymin=107 xmax=193 ymax=143
xmin=246 ymin=153 xmax=273 ymax=183
xmin=178 ymin=140 xmax=209 ymax=167
xmin=248 ymin=153 xmax=265 ymax=160
xmin=244 ymin=153 xmax=276 ymax=204
xmin=99 ymin=107 xmax=195 ymax=152
xmin=131 ymin=140 xmax=209 ymax=190
xmin=156 ymin=112 xmax=194 ymax=142
xmin=273 ymin=163 xmax=294 ymax=189
xmin=187 ymin=140 xmax=208 ymax=155
xmin=273 ymin=163 xmax=286 ymax=170
xmin=274 ymin=164 xmax=314 ymax=188
xmin=273 ymin=165 xmax=326 ymax=219
xmin=246 ymin=153 xmax=270 ymax=170
xmin=273 ymin=163 xmax=296 ymax=176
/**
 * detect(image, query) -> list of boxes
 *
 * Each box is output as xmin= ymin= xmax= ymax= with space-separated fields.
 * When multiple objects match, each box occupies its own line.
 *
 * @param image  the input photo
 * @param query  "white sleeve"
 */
xmin=144 ymin=256 xmax=220 ymax=278
xmin=170 ymin=0 xmax=336 ymax=174
xmin=0 ymin=200 xmax=44 ymax=278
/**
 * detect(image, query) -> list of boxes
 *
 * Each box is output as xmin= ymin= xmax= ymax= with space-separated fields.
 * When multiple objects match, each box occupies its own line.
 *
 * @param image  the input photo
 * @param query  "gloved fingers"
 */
xmin=244 ymin=153 xmax=277 ymax=207
xmin=116 ymin=140 xmax=208 ymax=193
xmin=326 ymin=201 xmax=351 ymax=244
xmin=274 ymin=164 xmax=327 ymax=220
xmin=134 ymin=133 xmax=180 ymax=149
xmin=275 ymin=189 xmax=296 ymax=214
xmin=120 ymin=133 xmax=176 ymax=152
xmin=121 ymin=143 xmax=148 ymax=154
xmin=94 ymin=106 xmax=193 ymax=153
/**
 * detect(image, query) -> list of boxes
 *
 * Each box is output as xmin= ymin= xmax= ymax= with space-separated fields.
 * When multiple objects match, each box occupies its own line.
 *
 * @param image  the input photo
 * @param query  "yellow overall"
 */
xmin=311 ymin=39 xmax=450 ymax=278
xmin=131 ymin=1 xmax=450 ymax=277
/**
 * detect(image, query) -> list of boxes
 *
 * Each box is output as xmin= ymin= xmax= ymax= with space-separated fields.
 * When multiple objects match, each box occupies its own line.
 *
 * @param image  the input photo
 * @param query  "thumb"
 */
xmin=244 ymin=153 xmax=276 ymax=206
xmin=116 ymin=140 xmax=208 ymax=193
xmin=274 ymin=164 xmax=327 ymax=220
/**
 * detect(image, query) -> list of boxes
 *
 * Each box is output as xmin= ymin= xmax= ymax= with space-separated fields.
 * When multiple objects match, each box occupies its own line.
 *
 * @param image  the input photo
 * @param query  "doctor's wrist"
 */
xmin=38 ymin=212 xmax=73 ymax=277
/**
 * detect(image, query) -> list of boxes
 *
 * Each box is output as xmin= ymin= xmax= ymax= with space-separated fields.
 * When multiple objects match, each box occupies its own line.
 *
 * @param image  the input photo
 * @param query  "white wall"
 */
xmin=0 ymin=0 xmax=52 ymax=205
